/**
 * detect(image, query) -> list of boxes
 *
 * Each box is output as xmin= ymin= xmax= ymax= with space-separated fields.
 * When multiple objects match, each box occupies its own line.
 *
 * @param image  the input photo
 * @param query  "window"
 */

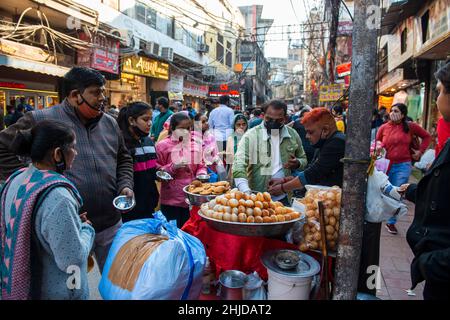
xmin=400 ymin=28 xmax=407 ymax=54
xmin=421 ymin=10 xmax=430 ymax=44
xmin=226 ymin=41 xmax=232 ymax=68
xmin=135 ymin=2 xmax=156 ymax=29
xmin=216 ymin=34 xmax=224 ymax=63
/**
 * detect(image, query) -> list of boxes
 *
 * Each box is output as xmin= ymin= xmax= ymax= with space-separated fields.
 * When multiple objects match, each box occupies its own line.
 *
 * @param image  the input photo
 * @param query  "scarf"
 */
xmin=0 ymin=167 xmax=82 ymax=300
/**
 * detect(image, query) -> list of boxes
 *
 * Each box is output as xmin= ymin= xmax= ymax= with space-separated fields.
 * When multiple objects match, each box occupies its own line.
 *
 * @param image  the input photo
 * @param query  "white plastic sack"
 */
xmin=99 ymin=211 xmax=206 ymax=300
xmin=365 ymin=169 xmax=408 ymax=223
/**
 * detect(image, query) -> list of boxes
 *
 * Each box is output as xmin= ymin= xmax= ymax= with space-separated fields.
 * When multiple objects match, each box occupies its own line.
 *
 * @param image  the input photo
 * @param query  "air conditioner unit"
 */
xmin=161 ymin=47 xmax=174 ymax=61
xmin=197 ymin=43 xmax=209 ymax=53
xmin=145 ymin=41 xmax=160 ymax=56
xmin=111 ymin=29 xmax=138 ymax=50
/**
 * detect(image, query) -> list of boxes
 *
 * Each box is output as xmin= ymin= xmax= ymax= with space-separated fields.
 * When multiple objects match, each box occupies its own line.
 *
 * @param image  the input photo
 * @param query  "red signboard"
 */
xmin=0 ymin=82 xmax=26 ymax=89
xmin=209 ymin=83 xmax=240 ymax=98
xmin=77 ymin=32 xmax=119 ymax=75
xmin=337 ymin=62 xmax=352 ymax=77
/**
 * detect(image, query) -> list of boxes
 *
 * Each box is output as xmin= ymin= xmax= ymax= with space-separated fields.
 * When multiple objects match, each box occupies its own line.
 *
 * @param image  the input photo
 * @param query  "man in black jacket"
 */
xmin=268 ymin=107 xmax=345 ymax=196
xmin=398 ymin=61 xmax=450 ymax=299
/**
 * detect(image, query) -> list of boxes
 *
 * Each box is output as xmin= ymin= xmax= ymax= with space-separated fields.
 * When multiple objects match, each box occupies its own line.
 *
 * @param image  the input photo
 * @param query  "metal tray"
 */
xmin=197 ymin=210 xmax=305 ymax=238
xmin=183 ymin=185 xmax=219 ymax=206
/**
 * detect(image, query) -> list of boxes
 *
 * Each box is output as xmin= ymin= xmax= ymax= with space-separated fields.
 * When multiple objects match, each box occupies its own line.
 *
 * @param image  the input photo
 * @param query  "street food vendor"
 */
xmin=268 ymin=107 xmax=345 ymax=196
xmin=232 ymin=100 xmax=308 ymax=206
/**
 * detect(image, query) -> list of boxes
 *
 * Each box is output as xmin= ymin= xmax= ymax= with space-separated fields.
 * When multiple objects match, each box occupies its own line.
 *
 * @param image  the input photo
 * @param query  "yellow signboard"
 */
xmin=122 ymin=56 xmax=169 ymax=80
xmin=319 ymin=84 xmax=345 ymax=102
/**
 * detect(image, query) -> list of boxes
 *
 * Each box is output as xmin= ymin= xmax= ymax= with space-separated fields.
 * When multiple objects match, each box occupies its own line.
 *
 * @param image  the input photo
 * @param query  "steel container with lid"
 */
xmin=261 ymin=249 xmax=320 ymax=300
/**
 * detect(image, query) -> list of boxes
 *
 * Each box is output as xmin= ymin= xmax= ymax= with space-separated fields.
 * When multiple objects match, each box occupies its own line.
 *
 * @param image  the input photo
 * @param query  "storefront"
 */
xmin=208 ymin=83 xmax=240 ymax=107
xmin=183 ymin=81 xmax=209 ymax=111
xmin=413 ymin=0 xmax=450 ymax=130
xmin=0 ymin=39 xmax=70 ymax=113
xmin=109 ymin=55 xmax=169 ymax=108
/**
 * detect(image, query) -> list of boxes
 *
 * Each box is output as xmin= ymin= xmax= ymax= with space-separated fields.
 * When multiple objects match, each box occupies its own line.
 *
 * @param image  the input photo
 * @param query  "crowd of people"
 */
xmin=0 ymin=59 xmax=449 ymax=300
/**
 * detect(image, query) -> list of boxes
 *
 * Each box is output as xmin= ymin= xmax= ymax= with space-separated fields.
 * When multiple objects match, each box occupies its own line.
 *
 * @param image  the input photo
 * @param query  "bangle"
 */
xmin=281 ymin=183 xmax=286 ymax=193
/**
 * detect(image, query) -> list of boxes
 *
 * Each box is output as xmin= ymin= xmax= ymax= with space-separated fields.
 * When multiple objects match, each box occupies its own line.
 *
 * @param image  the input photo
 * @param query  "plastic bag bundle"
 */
xmin=295 ymin=185 xmax=342 ymax=252
xmin=99 ymin=211 xmax=206 ymax=300
xmin=365 ymin=169 xmax=408 ymax=223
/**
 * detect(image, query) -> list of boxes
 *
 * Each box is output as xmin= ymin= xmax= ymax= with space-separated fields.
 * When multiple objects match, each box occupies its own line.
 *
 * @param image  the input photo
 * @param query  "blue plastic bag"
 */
xmin=99 ymin=211 xmax=206 ymax=300
xmin=207 ymin=167 xmax=219 ymax=182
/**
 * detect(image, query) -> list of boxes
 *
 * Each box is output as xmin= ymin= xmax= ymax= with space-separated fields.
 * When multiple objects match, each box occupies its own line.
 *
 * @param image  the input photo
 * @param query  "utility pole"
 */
xmin=327 ymin=0 xmax=341 ymax=83
xmin=333 ymin=0 xmax=380 ymax=300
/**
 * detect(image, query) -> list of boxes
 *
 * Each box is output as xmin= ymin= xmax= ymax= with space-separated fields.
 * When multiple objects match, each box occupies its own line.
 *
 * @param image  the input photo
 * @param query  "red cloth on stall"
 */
xmin=183 ymin=206 xmax=336 ymax=300
xmin=182 ymin=206 xmax=300 ymax=281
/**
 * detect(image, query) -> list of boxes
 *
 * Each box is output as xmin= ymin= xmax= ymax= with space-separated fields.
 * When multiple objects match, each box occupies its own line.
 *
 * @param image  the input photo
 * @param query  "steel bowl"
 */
xmin=183 ymin=185 xmax=218 ymax=206
xmin=196 ymin=174 xmax=211 ymax=183
xmin=113 ymin=195 xmax=136 ymax=212
xmin=197 ymin=210 xmax=305 ymax=237
xmin=156 ymin=170 xmax=173 ymax=181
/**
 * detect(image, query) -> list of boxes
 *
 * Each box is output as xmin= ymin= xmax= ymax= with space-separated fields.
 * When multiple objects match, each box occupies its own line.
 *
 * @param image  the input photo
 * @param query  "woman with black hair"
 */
xmin=398 ymin=60 xmax=450 ymax=299
xmin=0 ymin=120 xmax=94 ymax=300
xmin=155 ymin=112 xmax=207 ymax=228
xmin=376 ymin=103 xmax=431 ymax=234
xmin=117 ymin=102 xmax=159 ymax=222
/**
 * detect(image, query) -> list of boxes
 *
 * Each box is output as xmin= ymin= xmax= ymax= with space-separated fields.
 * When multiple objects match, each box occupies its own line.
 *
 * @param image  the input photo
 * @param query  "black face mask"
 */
xmin=132 ymin=126 xmax=149 ymax=138
xmin=311 ymin=129 xmax=327 ymax=149
xmin=265 ymin=119 xmax=284 ymax=135
xmin=55 ymin=151 xmax=67 ymax=174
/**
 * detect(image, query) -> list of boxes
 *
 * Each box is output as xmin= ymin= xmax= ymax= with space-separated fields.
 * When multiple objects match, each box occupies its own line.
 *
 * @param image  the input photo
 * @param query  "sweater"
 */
xmin=3 ymin=165 xmax=95 ymax=299
xmin=156 ymin=134 xmax=207 ymax=208
xmin=376 ymin=121 xmax=431 ymax=164
xmin=436 ymin=117 xmax=450 ymax=156
xmin=0 ymin=100 xmax=134 ymax=232
xmin=124 ymin=136 xmax=159 ymax=221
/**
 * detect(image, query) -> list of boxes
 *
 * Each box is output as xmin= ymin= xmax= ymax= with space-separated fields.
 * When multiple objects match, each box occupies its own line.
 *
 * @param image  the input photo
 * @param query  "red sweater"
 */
xmin=436 ymin=117 xmax=450 ymax=156
xmin=376 ymin=121 xmax=431 ymax=164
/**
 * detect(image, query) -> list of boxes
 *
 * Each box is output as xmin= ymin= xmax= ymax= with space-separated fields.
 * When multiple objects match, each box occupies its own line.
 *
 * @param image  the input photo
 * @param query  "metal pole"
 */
xmin=332 ymin=0 xmax=380 ymax=300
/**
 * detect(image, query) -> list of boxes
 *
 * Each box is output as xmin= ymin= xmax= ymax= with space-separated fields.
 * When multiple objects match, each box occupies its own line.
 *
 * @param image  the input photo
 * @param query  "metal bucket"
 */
xmin=219 ymin=270 xmax=247 ymax=300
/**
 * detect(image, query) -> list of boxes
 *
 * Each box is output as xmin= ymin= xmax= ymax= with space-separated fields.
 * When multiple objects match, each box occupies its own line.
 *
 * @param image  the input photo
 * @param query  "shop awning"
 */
xmin=0 ymin=54 xmax=70 ymax=77
xmin=168 ymin=91 xmax=184 ymax=101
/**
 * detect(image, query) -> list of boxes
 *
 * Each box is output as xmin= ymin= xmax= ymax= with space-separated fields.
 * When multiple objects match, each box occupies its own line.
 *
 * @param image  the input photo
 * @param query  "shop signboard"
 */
xmin=319 ymin=84 xmax=345 ymax=102
xmin=338 ymin=21 xmax=353 ymax=36
xmin=0 ymin=39 xmax=51 ymax=63
xmin=208 ymin=83 xmax=240 ymax=98
xmin=168 ymin=72 xmax=184 ymax=92
xmin=183 ymin=81 xmax=209 ymax=98
xmin=77 ymin=33 xmax=119 ymax=74
xmin=0 ymin=82 xmax=26 ymax=89
xmin=122 ymin=56 xmax=169 ymax=80
xmin=336 ymin=62 xmax=352 ymax=77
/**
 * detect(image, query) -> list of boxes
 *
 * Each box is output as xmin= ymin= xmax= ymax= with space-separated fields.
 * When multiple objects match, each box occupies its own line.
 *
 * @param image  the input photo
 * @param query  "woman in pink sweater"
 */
xmin=376 ymin=103 xmax=431 ymax=234
xmin=156 ymin=112 xmax=207 ymax=228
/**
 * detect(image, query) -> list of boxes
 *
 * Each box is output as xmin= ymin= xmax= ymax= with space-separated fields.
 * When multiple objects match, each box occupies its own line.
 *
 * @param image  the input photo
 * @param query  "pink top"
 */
xmin=156 ymin=134 xmax=207 ymax=208
xmin=376 ymin=121 xmax=431 ymax=164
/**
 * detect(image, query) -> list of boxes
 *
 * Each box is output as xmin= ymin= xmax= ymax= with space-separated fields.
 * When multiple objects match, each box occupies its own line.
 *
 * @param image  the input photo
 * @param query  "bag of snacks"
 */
xmin=295 ymin=185 xmax=342 ymax=252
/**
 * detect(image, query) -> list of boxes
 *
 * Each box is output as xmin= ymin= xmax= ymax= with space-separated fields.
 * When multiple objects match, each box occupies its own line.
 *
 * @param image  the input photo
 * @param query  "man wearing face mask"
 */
xmin=0 ymin=67 xmax=134 ymax=273
xmin=233 ymin=100 xmax=307 ymax=205
xmin=268 ymin=107 xmax=345 ymax=197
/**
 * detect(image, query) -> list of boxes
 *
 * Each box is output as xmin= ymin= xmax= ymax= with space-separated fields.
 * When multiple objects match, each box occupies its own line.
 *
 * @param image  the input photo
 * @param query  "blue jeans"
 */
xmin=387 ymin=161 xmax=412 ymax=225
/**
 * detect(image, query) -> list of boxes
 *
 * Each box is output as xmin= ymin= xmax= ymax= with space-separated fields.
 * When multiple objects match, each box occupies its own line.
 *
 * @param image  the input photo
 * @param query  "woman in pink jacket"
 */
xmin=156 ymin=112 xmax=207 ymax=227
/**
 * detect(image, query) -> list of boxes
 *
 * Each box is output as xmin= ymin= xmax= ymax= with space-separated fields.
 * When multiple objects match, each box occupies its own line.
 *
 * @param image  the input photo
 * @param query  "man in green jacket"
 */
xmin=150 ymin=97 xmax=173 ymax=141
xmin=232 ymin=100 xmax=308 ymax=205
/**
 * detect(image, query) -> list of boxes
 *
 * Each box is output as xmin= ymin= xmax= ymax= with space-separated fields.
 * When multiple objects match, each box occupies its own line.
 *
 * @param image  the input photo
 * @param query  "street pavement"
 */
xmin=377 ymin=176 xmax=424 ymax=300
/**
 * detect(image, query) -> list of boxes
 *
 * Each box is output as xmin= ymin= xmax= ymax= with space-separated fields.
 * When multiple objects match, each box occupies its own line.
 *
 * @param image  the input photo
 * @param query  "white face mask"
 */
xmin=171 ymin=128 xmax=190 ymax=142
xmin=390 ymin=112 xmax=403 ymax=122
